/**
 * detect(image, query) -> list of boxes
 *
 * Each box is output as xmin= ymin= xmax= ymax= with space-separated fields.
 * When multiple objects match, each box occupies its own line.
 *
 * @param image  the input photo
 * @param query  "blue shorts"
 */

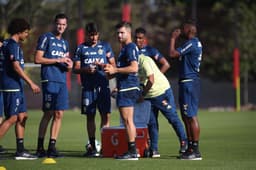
xmin=179 ymin=79 xmax=200 ymax=118
xmin=81 ymin=86 xmax=111 ymax=115
xmin=42 ymin=82 xmax=69 ymax=111
xmin=0 ymin=92 xmax=3 ymax=117
xmin=2 ymin=91 xmax=27 ymax=118
xmin=116 ymin=89 xmax=140 ymax=107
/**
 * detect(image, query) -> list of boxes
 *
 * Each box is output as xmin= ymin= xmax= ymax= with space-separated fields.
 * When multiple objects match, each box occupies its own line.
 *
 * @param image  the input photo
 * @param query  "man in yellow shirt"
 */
xmin=138 ymin=54 xmax=187 ymax=158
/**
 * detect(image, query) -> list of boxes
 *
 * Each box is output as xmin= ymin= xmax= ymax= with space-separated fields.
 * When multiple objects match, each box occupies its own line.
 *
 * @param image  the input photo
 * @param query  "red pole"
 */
xmin=233 ymin=48 xmax=240 ymax=88
xmin=77 ymin=28 xmax=85 ymax=45
xmin=122 ymin=1 xmax=131 ymax=22
xmin=233 ymin=48 xmax=241 ymax=111
xmin=76 ymin=28 xmax=85 ymax=85
xmin=66 ymin=69 xmax=72 ymax=91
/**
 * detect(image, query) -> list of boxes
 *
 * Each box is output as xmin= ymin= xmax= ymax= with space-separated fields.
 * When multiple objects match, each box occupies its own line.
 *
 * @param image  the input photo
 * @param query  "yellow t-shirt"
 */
xmin=138 ymin=54 xmax=170 ymax=98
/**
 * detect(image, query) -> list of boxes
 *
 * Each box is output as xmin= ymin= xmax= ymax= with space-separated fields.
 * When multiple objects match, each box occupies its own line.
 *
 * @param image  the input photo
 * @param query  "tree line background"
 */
xmin=0 ymin=0 xmax=255 ymax=107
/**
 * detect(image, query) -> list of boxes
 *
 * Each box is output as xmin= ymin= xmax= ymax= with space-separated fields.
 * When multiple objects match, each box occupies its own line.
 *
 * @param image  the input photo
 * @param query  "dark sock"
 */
xmin=128 ymin=142 xmax=136 ymax=154
xmin=37 ymin=137 xmax=44 ymax=151
xmin=188 ymin=140 xmax=193 ymax=152
xmin=16 ymin=138 xmax=24 ymax=153
xmin=48 ymin=139 xmax=56 ymax=151
xmin=192 ymin=141 xmax=199 ymax=153
xmin=89 ymin=137 xmax=96 ymax=150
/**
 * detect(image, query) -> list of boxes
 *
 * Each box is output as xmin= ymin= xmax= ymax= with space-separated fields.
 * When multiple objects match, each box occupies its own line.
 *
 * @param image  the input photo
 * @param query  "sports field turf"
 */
xmin=0 ymin=109 xmax=255 ymax=170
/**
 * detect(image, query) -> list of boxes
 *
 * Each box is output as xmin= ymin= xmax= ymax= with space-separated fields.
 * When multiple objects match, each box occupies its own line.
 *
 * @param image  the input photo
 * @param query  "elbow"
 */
xmin=169 ymin=51 xmax=176 ymax=58
xmin=169 ymin=49 xmax=180 ymax=58
xmin=131 ymin=63 xmax=138 ymax=73
xmin=129 ymin=61 xmax=139 ymax=73
xmin=134 ymin=66 xmax=139 ymax=73
xmin=165 ymin=62 xmax=170 ymax=69
xmin=34 ymin=57 xmax=41 ymax=64
xmin=34 ymin=58 xmax=38 ymax=64
xmin=150 ymin=79 xmax=154 ymax=85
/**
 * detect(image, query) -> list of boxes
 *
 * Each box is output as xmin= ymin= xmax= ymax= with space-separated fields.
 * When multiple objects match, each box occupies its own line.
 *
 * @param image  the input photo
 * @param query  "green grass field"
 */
xmin=0 ymin=109 xmax=256 ymax=170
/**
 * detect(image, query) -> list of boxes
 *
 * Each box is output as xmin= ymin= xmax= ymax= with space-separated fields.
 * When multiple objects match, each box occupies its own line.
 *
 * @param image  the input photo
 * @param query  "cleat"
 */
xmin=83 ymin=149 xmax=100 ymax=157
xmin=47 ymin=149 xmax=63 ymax=158
xmin=15 ymin=150 xmax=38 ymax=160
xmin=35 ymin=149 xmax=46 ymax=158
xmin=179 ymin=141 xmax=188 ymax=154
xmin=116 ymin=152 xmax=138 ymax=160
xmin=83 ymin=144 xmax=100 ymax=157
xmin=150 ymin=150 xmax=160 ymax=158
xmin=179 ymin=151 xmax=202 ymax=160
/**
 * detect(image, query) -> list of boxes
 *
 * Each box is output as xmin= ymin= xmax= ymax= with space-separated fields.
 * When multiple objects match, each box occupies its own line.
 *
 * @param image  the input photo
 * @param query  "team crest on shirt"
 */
xmin=98 ymin=49 xmax=103 ymax=55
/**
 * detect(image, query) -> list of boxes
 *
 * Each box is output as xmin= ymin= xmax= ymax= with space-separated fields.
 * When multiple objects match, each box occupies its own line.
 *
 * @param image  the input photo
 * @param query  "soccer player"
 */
xmin=104 ymin=22 xmax=140 ymax=160
xmin=169 ymin=20 xmax=203 ymax=160
xmin=135 ymin=27 xmax=170 ymax=74
xmin=34 ymin=13 xmax=73 ymax=158
xmin=0 ymin=18 xmax=41 ymax=160
xmin=73 ymin=22 xmax=116 ymax=157
xmin=138 ymin=54 xmax=187 ymax=158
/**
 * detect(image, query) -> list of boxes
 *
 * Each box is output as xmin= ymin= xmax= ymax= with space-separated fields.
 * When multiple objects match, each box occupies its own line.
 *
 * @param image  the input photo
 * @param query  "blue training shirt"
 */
xmin=36 ymin=32 xmax=69 ymax=83
xmin=139 ymin=45 xmax=164 ymax=62
xmin=176 ymin=37 xmax=202 ymax=79
xmin=0 ymin=39 xmax=24 ymax=91
xmin=116 ymin=42 xmax=140 ymax=91
xmin=73 ymin=41 xmax=114 ymax=89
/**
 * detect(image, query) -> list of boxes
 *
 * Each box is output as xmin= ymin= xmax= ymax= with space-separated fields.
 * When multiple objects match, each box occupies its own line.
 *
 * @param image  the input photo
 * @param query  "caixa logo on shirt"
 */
xmin=83 ymin=58 xmax=104 ymax=64
xmin=51 ymin=50 xmax=66 ymax=57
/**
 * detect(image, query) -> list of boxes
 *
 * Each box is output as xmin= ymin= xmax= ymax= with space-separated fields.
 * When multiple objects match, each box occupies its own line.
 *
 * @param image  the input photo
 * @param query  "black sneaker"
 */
xmin=15 ymin=150 xmax=38 ymax=160
xmin=83 ymin=147 xmax=100 ymax=157
xmin=180 ymin=151 xmax=202 ymax=160
xmin=150 ymin=150 xmax=160 ymax=158
xmin=47 ymin=149 xmax=63 ymax=158
xmin=116 ymin=152 xmax=138 ymax=160
xmin=35 ymin=149 xmax=46 ymax=158
xmin=179 ymin=141 xmax=187 ymax=154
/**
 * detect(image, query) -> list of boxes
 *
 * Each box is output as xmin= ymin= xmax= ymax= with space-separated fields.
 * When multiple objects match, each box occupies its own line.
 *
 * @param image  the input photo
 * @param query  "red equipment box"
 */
xmin=101 ymin=126 xmax=149 ymax=158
